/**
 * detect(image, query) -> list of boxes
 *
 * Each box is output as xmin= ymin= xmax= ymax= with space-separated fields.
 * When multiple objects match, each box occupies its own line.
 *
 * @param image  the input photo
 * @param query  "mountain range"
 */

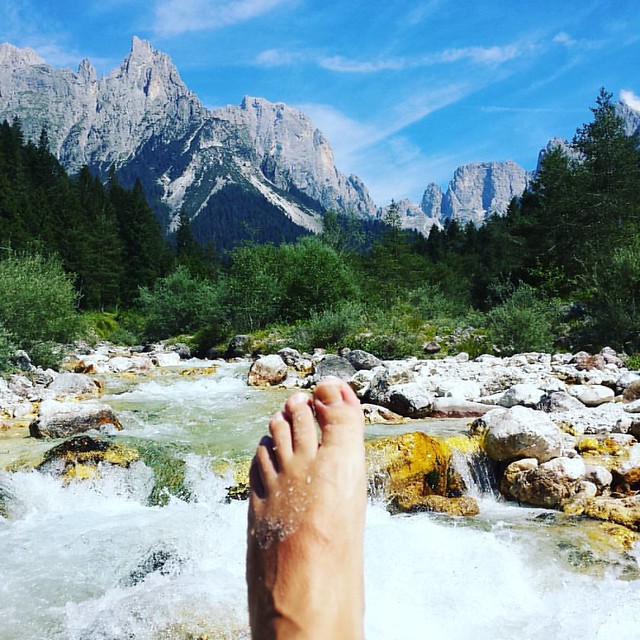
xmin=0 ymin=37 xmax=638 ymax=246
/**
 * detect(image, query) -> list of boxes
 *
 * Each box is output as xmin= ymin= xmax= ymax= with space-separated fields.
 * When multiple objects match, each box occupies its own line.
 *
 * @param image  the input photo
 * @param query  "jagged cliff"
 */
xmin=0 ymin=37 xmax=376 ymax=244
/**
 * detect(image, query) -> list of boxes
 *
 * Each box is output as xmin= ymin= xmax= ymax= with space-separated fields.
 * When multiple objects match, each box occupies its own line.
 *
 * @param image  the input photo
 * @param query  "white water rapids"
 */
xmin=1 ymin=361 xmax=639 ymax=639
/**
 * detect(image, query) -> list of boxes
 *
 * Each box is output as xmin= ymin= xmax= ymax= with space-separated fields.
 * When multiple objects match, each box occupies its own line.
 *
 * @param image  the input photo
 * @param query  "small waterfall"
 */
xmin=450 ymin=447 xmax=500 ymax=499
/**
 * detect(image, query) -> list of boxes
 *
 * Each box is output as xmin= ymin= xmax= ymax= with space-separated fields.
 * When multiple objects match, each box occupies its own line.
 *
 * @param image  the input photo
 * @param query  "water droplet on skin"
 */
xmin=305 ymin=475 xmax=312 ymax=484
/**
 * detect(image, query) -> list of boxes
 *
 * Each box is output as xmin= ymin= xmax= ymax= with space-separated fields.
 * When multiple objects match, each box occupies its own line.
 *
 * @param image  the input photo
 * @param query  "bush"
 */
xmin=138 ymin=266 xmax=223 ymax=341
xmin=292 ymin=302 xmax=365 ymax=351
xmin=0 ymin=325 xmax=17 ymax=374
xmin=408 ymin=284 xmax=468 ymax=323
xmin=0 ymin=253 xmax=81 ymax=366
xmin=486 ymin=284 xmax=557 ymax=355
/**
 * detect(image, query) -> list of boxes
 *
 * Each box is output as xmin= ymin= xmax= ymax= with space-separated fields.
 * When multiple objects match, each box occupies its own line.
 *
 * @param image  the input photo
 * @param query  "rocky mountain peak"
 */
xmin=0 ymin=42 xmax=44 ymax=66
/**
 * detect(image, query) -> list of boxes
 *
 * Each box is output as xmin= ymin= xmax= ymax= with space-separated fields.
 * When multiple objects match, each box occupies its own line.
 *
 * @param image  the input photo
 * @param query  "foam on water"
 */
xmin=1 ymin=364 xmax=639 ymax=639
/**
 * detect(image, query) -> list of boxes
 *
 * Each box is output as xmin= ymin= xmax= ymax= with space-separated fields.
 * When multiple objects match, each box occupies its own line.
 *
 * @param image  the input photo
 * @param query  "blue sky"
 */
xmin=2 ymin=0 xmax=639 ymax=206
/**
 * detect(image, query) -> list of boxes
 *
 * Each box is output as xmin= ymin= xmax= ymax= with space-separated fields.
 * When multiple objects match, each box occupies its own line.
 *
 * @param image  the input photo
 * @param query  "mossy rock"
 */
xmin=365 ymin=431 xmax=483 ymax=503
xmin=37 ymin=435 xmax=191 ymax=507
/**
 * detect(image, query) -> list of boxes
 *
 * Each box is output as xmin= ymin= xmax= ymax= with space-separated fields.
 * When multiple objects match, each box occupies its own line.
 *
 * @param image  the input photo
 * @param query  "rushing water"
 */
xmin=1 ymin=361 xmax=639 ymax=639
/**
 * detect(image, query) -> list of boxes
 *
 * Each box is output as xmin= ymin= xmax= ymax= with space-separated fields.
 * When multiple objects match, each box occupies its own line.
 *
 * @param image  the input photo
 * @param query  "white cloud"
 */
xmin=152 ymin=0 xmax=290 ymax=36
xmin=621 ymin=89 xmax=640 ymax=112
xmin=255 ymin=48 xmax=302 ymax=67
xmin=318 ymin=55 xmax=405 ymax=73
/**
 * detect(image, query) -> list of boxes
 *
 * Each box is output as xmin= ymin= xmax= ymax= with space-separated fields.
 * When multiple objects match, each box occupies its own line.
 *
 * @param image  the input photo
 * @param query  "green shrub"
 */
xmin=0 ymin=325 xmax=17 ymax=374
xmin=0 ymin=253 xmax=81 ymax=367
xmin=626 ymin=354 xmax=640 ymax=371
xmin=138 ymin=266 xmax=223 ymax=341
xmin=292 ymin=302 xmax=365 ymax=351
xmin=486 ymin=284 xmax=557 ymax=355
xmin=408 ymin=284 xmax=468 ymax=323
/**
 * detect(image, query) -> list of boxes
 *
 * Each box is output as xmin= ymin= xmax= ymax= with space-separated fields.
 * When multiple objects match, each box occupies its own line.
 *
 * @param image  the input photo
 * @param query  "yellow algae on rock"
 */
xmin=365 ymin=431 xmax=483 ymax=505
xmin=390 ymin=493 xmax=480 ymax=516
xmin=180 ymin=366 xmax=218 ymax=377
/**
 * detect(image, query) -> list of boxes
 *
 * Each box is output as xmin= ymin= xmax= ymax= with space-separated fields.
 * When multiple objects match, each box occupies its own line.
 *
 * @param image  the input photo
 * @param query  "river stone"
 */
xmin=584 ymin=464 xmax=613 ymax=492
xmin=366 ymin=365 xmax=415 ymax=405
xmin=47 ymin=372 xmax=102 ymax=399
xmin=153 ymin=352 xmax=182 ymax=367
xmin=314 ymin=355 xmax=356 ymax=381
xmin=361 ymin=403 xmax=405 ymax=424
xmin=501 ymin=456 xmax=586 ymax=508
xmin=568 ymin=384 xmax=615 ymax=407
xmin=536 ymin=391 xmax=585 ymax=413
xmin=624 ymin=400 xmax=640 ymax=414
xmin=620 ymin=377 xmax=640 ymax=400
xmin=390 ymin=494 xmax=480 ymax=517
xmin=29 ymin=400 xmax=123 ymax=438
xmin=436 ymin=379 xmax=481 ymax=401
xmin=349 ymin=369 xmax=376 ymax=399
xmin=386 ymin=383 xmax=434 ymax=419
xmin=247 ymin=354 xmax=288 ymax=386
xmin=277 ymin=347 xmax=303 ymax=367
xmin=431 ymin=397 xmax=492 ymax=419
xmin=611 ymin=443 xmax=640 ymax=487
xmin=227 ymin=334 xmax=251 ymax=358
xmin=345 ymin=349 xmax=381 ymax=371
xmin=499 ymin=383 xmax=546 ymax=408
xmin=473 ymin=406 xmax=563 ymax=463
xmin=579 ymin=495 xmax=640 ymax=531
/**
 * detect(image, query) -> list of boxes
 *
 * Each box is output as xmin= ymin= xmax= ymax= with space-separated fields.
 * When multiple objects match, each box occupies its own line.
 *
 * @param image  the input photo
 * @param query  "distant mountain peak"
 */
xmin=0 ymin=42 xmax=44 ymax=66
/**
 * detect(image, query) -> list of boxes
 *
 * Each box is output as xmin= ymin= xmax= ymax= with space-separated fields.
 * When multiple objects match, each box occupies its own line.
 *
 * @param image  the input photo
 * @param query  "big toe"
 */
xmin=313 ymin=378 xmax=364 ymax=448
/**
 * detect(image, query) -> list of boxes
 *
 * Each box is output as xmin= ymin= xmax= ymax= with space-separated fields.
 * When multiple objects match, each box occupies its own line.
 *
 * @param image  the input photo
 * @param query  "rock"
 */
xmin=365 ymin=431 xmax=456 ymax=500
xmin=361 ymin=403 xmax=405 ymax=424
xmin=578 ymin=495 xmax=640 ymax=531
xmin=436 ymin=379 xmax=481 ymax=401
xmin=499 ymin=383 xmax=545 ymax=408
xmin=37 ymin=434 xmax=139 ymax=481
xmin=501 ymin=456 xmax=586 ymax=508
xmin=277 ymin=347 xmax=303 ymax=367
xmin=584 ymin=465 xmax=613 ymax=492
xmin=169 ymin=343 xmax=191 ymax=359
xmin=386 ymin=383 xmax=434 ymax=418
xmin=13 ymin=349 xmax=34 ymax=371
xmin=472 ymin=406 xmax=563 ymax=463
xmin=47 ymin=373 xmax=102 ymax=399
xmin=390 ymin=494 xmax=480 ymax=516
xmin=29 ymin=400 xmax=123 ymax=438
xmin=568 ymin=384 xmax=615 ymax=407
xmin=422 ymin=341 xmax=441 ymax=355
xmin=345 ymin=349 xmax=381 ymax=371
xmin=349 ymin=369 xmax=376 ymax=399
xmin=366 ymin=365 xmax=415 ymax=405
xmin=571 ymin=351 xmax=606 ymax=371
xmin=600 ymin=346 xmax=623 ymax=368
xmin=152 ymin=351 xmax=182 ymax=367
xmin=108 ymin=356 xmax=136 ymax=373
xmin=431 ymin=397 xmax=493 ymax=418
xmin=247 ymin=355 xmax=288 ymax=386
xmin=227 ymin=335 xmax=251 ymax=358
xmin=314 ymin=355 xmax=356 ymax=381
xmin=611 ymin=443 xmax=640 ymax=488
xmin=619 ymin=375 xmax=640 ymax=398
xmin=536 ymin=391 xmax=585 ymax=413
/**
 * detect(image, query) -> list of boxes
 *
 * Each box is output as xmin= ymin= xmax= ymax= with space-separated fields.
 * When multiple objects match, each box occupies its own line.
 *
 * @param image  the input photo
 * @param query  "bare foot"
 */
xmin=246 ymin=377 xmax=366 ymax=640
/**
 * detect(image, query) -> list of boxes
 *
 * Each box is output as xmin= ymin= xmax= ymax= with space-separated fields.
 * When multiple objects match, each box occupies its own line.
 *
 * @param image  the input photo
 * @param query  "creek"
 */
xmin=1 ymin=361 xmax=639 ymax=639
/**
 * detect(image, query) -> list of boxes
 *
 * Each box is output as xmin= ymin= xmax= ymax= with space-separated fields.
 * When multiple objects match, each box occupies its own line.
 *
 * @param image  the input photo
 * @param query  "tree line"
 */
xmin=1 ymin=89 xmax=639 ymax=370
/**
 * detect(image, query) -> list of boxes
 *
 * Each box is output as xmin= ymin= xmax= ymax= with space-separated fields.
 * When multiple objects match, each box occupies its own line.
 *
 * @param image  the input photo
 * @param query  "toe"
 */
xmin=284 ymin=392 xmax=318 ymax=457
xmin=254 ymin=436 xmax=278 ymax=494
xmin=313 ymin=378 xmax=364 ymax=448
xmin=269 ymin=411 xmax=293 ymax=466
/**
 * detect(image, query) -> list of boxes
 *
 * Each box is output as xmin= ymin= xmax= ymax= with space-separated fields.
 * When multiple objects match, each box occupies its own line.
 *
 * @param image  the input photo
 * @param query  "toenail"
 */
xmin=288 ymin=392 xmax=309 ymax=406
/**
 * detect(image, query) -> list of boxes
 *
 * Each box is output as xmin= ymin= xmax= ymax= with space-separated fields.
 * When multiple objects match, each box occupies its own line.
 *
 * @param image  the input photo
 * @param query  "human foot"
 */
xmin=246 ymin=377 xmax=366 ymax=640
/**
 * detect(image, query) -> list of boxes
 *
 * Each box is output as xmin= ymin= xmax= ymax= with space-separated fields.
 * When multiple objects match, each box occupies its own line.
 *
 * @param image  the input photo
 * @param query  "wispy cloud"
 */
xmin=257 ymin=42 xmax=529 ymax=74
xmin=152 ymin=0 xmax=291 ymax=36
xmin=552 ymin=31 xmax=604 ymax=51
xmin=621 ymin=89 xmax=640 ymax=111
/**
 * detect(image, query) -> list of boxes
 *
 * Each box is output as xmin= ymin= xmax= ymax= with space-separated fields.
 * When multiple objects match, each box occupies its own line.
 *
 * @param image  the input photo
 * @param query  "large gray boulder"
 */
xmin=344 ymin=349 xmax=381 ymax=371
xmin=314 ymin=355 xmax=356 ymax=381
xmin=472 ymin=406 xmax=563 ymax=463
xmin=29 ymin=400 xmax=123 ymax=439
